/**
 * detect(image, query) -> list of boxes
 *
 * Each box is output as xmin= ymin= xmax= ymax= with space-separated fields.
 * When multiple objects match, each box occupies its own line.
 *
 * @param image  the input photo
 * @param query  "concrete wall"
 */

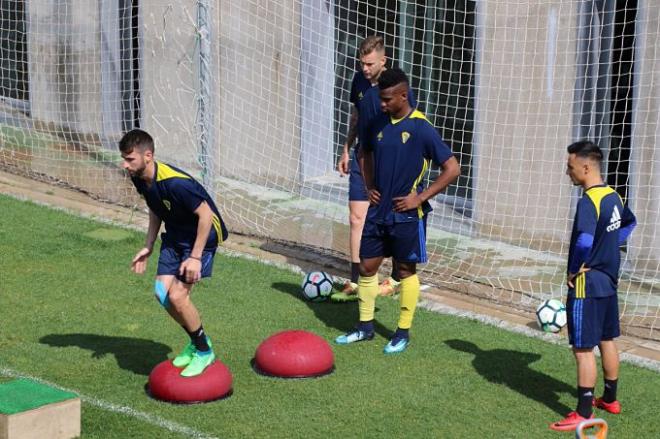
xmin=473 ymin=1 xmax=578 ymax=251
xmin=217 ymin=1 xmax=301 ymax=188
xmin=300 ymin=0 xmax=335 ymax=180
xmin=139 ymin=1 xmax=200 ymax=170
xmin=28 ymin=1 xmax=206 ymax=165
xmin=28 ymin=0 xmax=102 ymax=134
xmin=26 ymin=0 xmax=304 ymax=186
xmin=629 ymin=3 xmax=660 ymax=273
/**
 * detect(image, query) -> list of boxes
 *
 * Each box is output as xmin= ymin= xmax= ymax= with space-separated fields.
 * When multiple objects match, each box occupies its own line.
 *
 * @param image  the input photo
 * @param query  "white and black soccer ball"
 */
xmin=536 ymin=299 xmax=567 ymax=333
xmin=301 ymin=271 xmax=334 ymax=302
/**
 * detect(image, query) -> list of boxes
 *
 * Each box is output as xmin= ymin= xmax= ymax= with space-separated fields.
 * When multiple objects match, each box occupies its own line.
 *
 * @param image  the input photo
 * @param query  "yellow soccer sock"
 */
xmin=398 ymin=274 xmax=420 ymax=329
xmin=358 ymin=274 xmax=379 ymax=322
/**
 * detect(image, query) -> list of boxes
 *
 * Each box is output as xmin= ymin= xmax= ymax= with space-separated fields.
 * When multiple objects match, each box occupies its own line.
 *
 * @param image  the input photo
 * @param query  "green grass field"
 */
xmin=0 ymin=194 xmax=658 ymax=438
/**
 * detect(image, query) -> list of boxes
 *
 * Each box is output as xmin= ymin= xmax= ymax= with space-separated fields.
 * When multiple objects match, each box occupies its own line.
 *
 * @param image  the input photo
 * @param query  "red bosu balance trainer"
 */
xmin=148 ymin=359 xmax=233 ymax=403
xmin=253 ymin=330 xmax=335 ymax=378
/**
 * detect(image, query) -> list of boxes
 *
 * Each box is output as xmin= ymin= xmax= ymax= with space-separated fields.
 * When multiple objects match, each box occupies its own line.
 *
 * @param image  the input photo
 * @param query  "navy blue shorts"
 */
xmin=348 ymin=148 xmax=368 ymax=202
xmin=567 ymin=295 xmax=620 ymax=349
xmin=359 ymin=218 xmax=427 ymax=263
xmin=157 ymin=236 xmax=216 ymax=283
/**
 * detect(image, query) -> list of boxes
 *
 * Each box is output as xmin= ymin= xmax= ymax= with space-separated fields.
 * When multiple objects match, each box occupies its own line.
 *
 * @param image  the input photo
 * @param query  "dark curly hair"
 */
xmin=378 ymin=68 xmax=409 ymax=90
xmin=119 ymin=129 xmax=154 ymax=154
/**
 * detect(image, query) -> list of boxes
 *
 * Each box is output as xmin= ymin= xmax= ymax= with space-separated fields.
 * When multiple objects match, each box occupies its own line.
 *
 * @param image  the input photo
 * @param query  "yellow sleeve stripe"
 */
xmin=156 ymin=162 xmax=192 ymax=182
xmin=410 ymin=158 xmax=429 ymax=218
xmin=576 ymin=272 xmax=586 ymax=298
xmin=410 ymin=158 xmax=429 ymax=193
xmin=585 ymin=186 xmax=615 ymax=220
xmin=211 ymin=214 xmax=224 ymax=244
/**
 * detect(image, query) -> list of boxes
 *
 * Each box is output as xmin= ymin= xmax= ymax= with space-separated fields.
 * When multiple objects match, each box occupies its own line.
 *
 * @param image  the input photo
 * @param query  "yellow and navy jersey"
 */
xmin=357 ymin=83 xmax=417 ymax=150
xmin=568 ymin=185 xmax=636 ymax=298
xmin=350 ymin=70 xmax=371 ymax=106
xmin=364 ymin=109 xmax=454 ymax=224
xmin=131 ymin=161 xmax=228 ymax=249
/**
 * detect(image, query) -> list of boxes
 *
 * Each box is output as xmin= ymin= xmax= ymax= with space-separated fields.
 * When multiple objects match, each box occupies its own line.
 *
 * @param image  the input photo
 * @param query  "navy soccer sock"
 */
xmin=185 ymin=325 xmax=211 ymax=352
xmin=350 ymin=262 xmax=360 ymax=284
xmin=576 ymin=386 xmax=594 ymax=418
xmin=357 ymin=320 xmax=374 ymax=334
xmin=602 ymin=378 xmax=618 ymax=403
xmin=391 ymin=327 xmax=409 ymax=344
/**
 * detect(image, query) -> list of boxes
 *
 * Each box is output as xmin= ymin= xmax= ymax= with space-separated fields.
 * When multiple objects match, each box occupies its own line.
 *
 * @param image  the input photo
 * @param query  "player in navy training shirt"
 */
xmin=335 ymin=36 xmax=388 ymax=298
xmin=120 ymin=129 xmax=228 ymax=377
xmin=335 ymin=68 xmax=460 ymax=354
xmin=334 ymin=36 xmax=417 ymax=301
xmin=550 ymin=141 xmax=636 ymax=431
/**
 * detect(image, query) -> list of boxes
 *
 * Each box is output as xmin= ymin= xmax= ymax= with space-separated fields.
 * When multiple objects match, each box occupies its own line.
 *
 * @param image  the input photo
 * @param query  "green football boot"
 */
xmin=180 ymin=350 xmax=216 ymax=377
xmin=172 ymin=342 xmax=196 ymax=368
xmin=329 ymin=281 xmax=359 ymax=303
xmin=172 ymin=338 xmax=213 ymax=368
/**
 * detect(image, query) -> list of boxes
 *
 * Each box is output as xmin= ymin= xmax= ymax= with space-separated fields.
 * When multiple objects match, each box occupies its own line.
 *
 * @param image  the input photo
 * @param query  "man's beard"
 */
xmin=129 ymin=165 xmax=147 ymax=178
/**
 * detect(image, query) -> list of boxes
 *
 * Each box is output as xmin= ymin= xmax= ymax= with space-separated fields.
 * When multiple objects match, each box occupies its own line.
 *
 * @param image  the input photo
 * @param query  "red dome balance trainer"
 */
xmin=147 ymin=360 xmax=233 ymax=403
xmin=253 ymin=330 xmax=334 ymax=378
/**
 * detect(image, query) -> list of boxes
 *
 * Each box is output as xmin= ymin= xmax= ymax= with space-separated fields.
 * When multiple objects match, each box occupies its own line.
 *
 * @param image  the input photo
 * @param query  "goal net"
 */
xmin=0 ymin=0 xmax=658 ymax=340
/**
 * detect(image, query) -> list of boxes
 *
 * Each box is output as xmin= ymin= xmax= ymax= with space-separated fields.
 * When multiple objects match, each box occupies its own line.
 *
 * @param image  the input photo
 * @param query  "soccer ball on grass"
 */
xmin=301 ymin=271 xmax=334 ymax=302
xmin=535 ymin=299 xmax=567 ymax=333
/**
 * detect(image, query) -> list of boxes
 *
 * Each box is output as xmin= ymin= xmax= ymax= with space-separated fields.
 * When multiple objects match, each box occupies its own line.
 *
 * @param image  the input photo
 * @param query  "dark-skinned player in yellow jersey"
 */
xmin=336 ymin=68 xmax=460 ymax=354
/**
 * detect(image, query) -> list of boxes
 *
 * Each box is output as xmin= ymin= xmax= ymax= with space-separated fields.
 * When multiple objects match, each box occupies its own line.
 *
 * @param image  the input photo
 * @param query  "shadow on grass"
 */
xmin=444 ymin=339 xmax=573 ymax=415
xmin=271 ymin=281 xmax=391 ymax=339
xmin=39 ymin=333 xmax=171 ymax=376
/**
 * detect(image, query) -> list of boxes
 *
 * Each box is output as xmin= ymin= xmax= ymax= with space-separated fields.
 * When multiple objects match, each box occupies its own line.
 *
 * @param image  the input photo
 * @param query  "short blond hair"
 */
xmin=359 ymin=35 xmax=385 ymax=56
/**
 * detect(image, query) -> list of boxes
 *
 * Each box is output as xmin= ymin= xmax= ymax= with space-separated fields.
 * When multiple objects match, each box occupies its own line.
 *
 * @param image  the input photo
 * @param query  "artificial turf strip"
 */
xmin=0 ymin=194 xmax=658 ymax=438
xmin=0 ymin=379 xmax=77 ymax=414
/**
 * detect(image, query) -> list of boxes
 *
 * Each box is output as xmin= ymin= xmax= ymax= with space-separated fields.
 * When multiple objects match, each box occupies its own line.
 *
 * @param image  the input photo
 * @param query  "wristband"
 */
xmin=189 ymin=255 xmax=202 ymax=261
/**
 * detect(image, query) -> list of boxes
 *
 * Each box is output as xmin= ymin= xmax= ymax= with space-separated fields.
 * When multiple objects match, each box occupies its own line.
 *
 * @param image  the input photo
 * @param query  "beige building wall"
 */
xmin=27 ymin=1 xmax=208 ymax=167
xmin=28 ymin=0 xmax=102 ymax=134
xmin=139 ymin=2 xmax=201 ymax=170
xmin=141 ymin=1 xmax=304 ymax=185
xmin=629 ymin=5 xmax=660 ymax=273
xmin=26 ymin=0 xmax=303 ymax=188
xmin=216 ymin=1 xmax=301 ymax=188
xmin=473 ymin=1 xmax=578 ymax=251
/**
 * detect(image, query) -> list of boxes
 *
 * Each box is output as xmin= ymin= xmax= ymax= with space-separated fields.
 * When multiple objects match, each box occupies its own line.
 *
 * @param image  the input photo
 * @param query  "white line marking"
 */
xmin=0 ymin=367 xmax=218 ymax=439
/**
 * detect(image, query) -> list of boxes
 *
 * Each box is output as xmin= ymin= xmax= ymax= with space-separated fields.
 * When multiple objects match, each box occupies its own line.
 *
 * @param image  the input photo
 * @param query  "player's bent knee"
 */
xmin=154 ymin=280 xmax=170 ymax=309
xmin=167 ymin=288 xmax=190 ymax=311
xmin=168 ymin=294 xmax=184 ymax=309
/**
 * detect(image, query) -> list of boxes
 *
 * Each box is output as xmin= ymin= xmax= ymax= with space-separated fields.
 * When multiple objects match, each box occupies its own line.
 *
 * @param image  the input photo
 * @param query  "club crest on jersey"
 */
xmin=401 ymin=131 xmax=410 ymax=144
xmin=358 ymin=92 xmax=363 ymax=100
xmin=377 ymin=131 xmax=383 ymax=141
xmin=606 ymin=205 xmax=621 ymax=232
xmin=163 ymin=200 xmax=171 ymax=211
